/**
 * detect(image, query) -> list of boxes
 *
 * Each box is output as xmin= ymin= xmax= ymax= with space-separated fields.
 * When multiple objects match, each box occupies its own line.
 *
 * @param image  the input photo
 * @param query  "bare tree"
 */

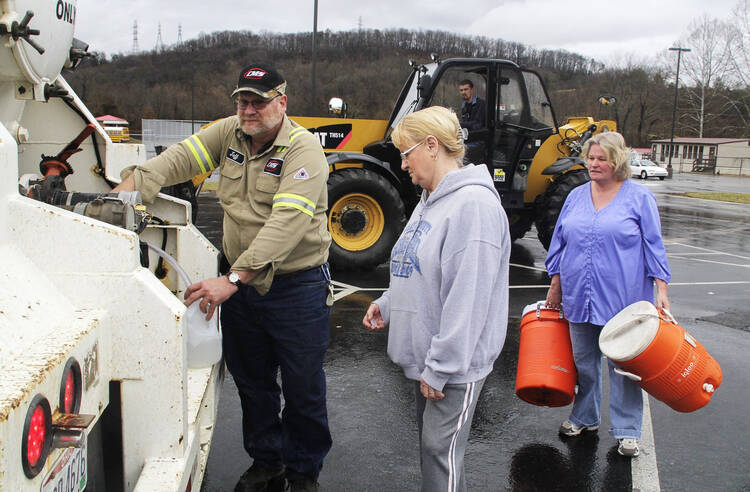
xmin=723 ymin=0 xmax=750 ymax=133
xmin=726 ymin=0 xmax=750 ymax=87
xmin=678 ymin=15 xmax=732 ymax=137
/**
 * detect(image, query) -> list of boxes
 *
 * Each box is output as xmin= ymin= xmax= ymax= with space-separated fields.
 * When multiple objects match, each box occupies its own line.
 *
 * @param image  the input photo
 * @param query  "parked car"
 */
xmin=631 ymin=159 xmax=667 ymax=180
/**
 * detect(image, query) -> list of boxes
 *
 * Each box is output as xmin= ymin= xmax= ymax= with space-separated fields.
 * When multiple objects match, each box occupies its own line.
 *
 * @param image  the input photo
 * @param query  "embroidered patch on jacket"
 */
xmin=226 ymin=147 xmax=245 ymax=165
xmin=293 ymin=168 xmax=310 ymax=180
xmin=264 ymin=158 xmax=284 ymax=176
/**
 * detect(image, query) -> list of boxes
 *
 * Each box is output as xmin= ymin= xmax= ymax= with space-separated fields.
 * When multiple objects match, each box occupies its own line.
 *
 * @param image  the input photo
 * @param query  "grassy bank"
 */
xmin=682 ymin=192 xmax=750 ymax=204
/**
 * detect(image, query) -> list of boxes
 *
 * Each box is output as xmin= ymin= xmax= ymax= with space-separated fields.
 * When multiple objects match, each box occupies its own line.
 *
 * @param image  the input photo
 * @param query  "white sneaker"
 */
xmin=618 ymin=438 xmax=640 ymax=457
xmin=558 ymin=420 xmax=599 ymax=437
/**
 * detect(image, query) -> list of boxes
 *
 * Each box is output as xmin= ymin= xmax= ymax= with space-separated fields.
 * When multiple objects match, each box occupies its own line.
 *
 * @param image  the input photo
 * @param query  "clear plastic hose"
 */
xmin=143 ymin=241 xmax=191 ymax=288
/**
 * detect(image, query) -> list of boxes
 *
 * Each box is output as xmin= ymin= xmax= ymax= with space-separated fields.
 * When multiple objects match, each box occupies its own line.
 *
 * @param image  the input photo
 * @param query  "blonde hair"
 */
xmin=392 ymin=106 xmax=465 ymax=164
xmin=580 ymin=131 xmax=631 ymax=181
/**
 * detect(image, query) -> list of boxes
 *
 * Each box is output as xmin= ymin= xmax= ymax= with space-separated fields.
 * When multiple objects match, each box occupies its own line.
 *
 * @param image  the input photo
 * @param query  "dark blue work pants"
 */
xmin=221 ymin=265 xmax=332 ymax=479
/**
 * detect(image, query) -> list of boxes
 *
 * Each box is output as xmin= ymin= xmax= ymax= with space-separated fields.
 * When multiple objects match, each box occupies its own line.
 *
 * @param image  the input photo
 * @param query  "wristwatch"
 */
xmin=227 ymin=271 xmax=242 ymax=287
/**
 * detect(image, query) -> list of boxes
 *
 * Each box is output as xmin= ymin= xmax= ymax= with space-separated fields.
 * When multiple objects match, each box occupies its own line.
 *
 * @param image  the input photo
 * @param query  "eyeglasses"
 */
xmin=236 ymin=95 xmax=279 ymax=111
xmin=400 ymin=140 xmax=425 ymax=160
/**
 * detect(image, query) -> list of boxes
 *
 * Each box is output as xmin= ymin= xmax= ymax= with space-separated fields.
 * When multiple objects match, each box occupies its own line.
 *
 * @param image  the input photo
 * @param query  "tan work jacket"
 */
xmin=130 ymin=115 xmax=331 ymax=295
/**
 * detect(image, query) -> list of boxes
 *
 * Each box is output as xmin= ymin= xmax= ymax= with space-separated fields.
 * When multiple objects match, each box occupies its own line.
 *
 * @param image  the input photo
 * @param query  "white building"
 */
xmin=650 ymin=137 xmax=750 ymax=176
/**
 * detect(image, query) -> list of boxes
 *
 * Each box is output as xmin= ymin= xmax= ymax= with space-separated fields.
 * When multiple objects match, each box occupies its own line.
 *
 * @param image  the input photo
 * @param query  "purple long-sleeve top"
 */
xmin=545 ymin=179 xmax=671 ymax=325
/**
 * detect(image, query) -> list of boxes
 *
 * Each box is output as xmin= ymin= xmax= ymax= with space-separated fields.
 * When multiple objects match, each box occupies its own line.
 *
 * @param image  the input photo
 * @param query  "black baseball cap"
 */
xmin=231 ymin=64 xmax=287 ymax=99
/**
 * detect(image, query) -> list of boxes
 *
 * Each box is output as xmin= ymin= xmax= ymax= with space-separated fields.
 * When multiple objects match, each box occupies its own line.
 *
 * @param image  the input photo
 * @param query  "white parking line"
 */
xmin=509 ymin=262 xmax=548 ymax=272
xmin=674 ymin=258 xmax=750 ymax=268
xmin=669 ymin=280 xmax=750 ymax=286
xmin=666 ymin=242 xmax=750 ymax=261
xmin=667 ymin=253 xmax=726 ymax=258
xmin=633 ymin=393 xmax=661 ymax=492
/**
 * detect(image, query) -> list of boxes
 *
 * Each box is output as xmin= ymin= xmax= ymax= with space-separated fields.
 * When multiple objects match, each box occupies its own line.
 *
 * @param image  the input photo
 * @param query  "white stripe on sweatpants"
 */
xmin=447 ymin=382 xmax=475 ymax=492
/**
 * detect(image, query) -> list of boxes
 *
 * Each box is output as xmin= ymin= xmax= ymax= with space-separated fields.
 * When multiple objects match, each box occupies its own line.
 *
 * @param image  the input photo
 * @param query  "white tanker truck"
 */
xmin=0 ymin=1 xmax=223 ymax=490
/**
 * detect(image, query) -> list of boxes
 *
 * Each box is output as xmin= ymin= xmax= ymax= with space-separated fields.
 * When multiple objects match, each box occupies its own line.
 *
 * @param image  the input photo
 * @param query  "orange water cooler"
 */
xmin=599 ymin=301 xmax=722 ymax=412
xmin=515 ymin=302 xmax=577 ymax=407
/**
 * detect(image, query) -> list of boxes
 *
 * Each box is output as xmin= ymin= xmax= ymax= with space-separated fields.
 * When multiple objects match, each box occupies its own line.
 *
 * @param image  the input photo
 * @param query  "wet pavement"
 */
xmin=198 ymin=173 xmax=750 ymax=491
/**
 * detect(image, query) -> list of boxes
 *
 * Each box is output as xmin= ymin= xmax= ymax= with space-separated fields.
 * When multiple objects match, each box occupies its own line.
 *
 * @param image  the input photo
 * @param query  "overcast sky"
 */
xmin=75 ymin=0 xmax=741 ymax=64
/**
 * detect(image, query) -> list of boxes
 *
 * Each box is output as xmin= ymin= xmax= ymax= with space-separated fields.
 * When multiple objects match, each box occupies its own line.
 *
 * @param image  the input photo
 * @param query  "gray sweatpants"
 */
xmin=415 ymin=378 xmax=486 ymax=492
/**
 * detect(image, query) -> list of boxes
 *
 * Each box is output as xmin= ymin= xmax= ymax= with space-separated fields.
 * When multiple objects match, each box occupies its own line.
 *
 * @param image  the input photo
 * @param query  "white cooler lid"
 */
xmin=599 ymin=301 xmax=660 ymax=362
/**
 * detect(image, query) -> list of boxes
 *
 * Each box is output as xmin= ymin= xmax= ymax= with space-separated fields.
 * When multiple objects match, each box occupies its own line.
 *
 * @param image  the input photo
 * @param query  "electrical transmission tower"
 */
xmin=155 ymin=22 xmax=164 ymax=52
xmin=132 ymin=20 xmax=139 ymax=53
xmin=177 ymin=24 xmax=183 ymax=44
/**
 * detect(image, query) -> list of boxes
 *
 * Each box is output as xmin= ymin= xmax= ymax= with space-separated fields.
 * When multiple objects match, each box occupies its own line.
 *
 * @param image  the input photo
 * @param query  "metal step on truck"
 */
xmin=1 ymin=1 xmax=222 ymax=490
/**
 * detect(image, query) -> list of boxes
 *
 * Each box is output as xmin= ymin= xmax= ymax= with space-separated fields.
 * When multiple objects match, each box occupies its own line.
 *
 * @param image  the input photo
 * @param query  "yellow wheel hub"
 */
xmin=329 ymin=193 xmax=385 ymax=251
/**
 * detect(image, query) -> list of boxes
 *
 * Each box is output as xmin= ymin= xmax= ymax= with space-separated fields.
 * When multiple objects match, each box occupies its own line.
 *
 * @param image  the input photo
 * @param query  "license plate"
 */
xmin=41 ymin=438 xmax=87 ymax=492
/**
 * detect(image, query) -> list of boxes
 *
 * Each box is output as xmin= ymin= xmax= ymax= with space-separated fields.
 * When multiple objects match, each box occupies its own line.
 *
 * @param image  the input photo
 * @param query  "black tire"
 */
xmin=162 ymin=180 xmax=199 ymax=222
xmin=641 ymin=170 xmax=647 ymax=180
xmin=327 ymin=168 xmax=406 ymax=270
xmin=508 ymin=210 xmax=534 ymax=242
xmin=534 ymin=168 xmax=590 ymax=250
xmin=659 ymin=176 xmax=665 ymax=180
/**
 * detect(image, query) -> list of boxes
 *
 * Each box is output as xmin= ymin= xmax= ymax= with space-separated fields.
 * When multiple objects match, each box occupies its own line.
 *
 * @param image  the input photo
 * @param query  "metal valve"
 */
xmin=0 ymin=10 xmax=45 ymax=55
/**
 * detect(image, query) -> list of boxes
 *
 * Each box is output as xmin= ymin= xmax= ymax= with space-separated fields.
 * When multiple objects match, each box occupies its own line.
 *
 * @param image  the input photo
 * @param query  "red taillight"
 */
xmin=27 ymin=406 xmax=46 ymax=467
xmin=60 ymin=358 xmax=82 ymax=414
xmin=64 ymin=370 xmax=75 ymax=413
xmin=22 ymin=395 xmax=52 ymax=478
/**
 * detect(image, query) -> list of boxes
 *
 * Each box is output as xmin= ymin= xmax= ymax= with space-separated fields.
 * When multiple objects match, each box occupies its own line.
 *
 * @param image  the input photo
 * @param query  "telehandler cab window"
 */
xmin=496 ymin=69 xmax=524 ymax=126
xmin=522 ymin=71 xmax=556 ymax=130
xmin=428 ymin=66 xmax=488 ymax=130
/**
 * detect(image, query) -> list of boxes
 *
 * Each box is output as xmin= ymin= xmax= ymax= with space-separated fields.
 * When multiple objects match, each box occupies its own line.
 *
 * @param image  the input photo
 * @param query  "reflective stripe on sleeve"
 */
xmin=288 ymin=127 xmax=308 ymax=143
xmin=184 ymin=135 xmax=215 ymax=174
xmin=272 ymin=192 xmax=315 ymax=217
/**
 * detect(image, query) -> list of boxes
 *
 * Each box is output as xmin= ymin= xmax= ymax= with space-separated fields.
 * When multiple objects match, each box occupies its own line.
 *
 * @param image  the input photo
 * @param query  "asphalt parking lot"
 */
xmin=199 ymin=173 xmax=750 ymax=492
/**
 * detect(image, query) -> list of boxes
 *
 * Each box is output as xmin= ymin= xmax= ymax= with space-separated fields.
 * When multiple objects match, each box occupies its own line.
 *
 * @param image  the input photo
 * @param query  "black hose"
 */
xmin=60 ymin=93 xmax=113 ymax=187
xmin=147 ymin=216 xmax=169 ymax=279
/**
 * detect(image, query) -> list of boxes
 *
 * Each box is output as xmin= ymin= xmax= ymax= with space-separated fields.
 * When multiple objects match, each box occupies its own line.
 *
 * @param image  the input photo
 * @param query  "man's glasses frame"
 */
xmin=236 ymin=94 xmax=280 ymax=111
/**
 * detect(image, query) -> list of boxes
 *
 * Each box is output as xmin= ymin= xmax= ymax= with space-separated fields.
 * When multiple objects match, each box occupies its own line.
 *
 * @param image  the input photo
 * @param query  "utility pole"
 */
xmin=191 ymin=45 xmax=195 ymax=134
xmin=310 ymin=0 xmax=318 ymax=115
xmin=667 ymin=46 xmax=690 ymax=178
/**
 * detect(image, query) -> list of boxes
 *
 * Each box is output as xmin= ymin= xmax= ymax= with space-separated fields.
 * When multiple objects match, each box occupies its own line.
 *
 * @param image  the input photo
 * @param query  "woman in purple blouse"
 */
xmin=544 ymin=131 xmax=671 ymax=458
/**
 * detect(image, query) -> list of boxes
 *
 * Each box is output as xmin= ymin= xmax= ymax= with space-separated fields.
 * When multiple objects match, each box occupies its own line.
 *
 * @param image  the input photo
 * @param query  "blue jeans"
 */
xmin=568 ymin=322 xmax=643 ymax=439
xmin=221 ymin=265 xmax=332 ymax=478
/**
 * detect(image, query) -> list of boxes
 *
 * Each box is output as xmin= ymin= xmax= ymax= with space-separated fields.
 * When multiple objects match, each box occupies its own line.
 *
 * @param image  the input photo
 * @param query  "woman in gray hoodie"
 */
xmin=363 ymin=106 xmax=510 ymax=491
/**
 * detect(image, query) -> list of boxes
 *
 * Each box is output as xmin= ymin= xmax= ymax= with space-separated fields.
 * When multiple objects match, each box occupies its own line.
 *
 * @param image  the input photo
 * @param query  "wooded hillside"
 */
xmin=64 ymin=25 xmax=749 ymax=148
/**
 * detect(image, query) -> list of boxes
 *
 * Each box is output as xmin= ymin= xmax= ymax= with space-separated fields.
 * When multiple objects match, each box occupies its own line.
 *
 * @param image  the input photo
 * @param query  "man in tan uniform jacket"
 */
xmin=115 ymin=64 xmax=332 ymax=492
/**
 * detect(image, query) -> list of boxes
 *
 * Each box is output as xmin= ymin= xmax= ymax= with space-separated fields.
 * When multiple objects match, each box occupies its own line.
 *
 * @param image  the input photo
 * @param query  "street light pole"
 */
xmin=310 ymin=0 xmax=318 ymax=115
xmin=190 ymin=45 xmax=195 ymax=134
xmin=667 ymin=46 xmax=690 ymax=178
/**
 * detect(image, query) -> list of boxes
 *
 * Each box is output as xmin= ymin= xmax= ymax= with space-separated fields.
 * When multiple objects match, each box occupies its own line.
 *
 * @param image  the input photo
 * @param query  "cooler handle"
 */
xmin=603 ymin=314 xmax=652 ymax=338
xmin=613 ymin=367 xmax=642 ymax=382
xmin=536 ymin=301 xmax=564 ymax=319
xmin=659 ymin=307 xmax=678 ymax=325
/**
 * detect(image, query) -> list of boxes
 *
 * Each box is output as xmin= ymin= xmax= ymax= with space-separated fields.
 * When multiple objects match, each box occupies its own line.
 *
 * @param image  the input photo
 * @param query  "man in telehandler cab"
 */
xmin=458 ymin=79 xmax=487 ymax=131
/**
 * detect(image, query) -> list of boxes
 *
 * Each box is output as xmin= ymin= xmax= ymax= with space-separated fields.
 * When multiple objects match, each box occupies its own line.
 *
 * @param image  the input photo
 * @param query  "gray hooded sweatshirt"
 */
xmin=373 ymin=163 xmax=510 ymax=391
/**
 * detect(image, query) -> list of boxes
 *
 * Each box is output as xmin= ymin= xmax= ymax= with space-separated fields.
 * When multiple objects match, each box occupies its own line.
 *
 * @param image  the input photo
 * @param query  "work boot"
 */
xmin=287 ymin=475 xmax=319 ymax=491
xmin=234 ymin=463 xmax=285 ymax=492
